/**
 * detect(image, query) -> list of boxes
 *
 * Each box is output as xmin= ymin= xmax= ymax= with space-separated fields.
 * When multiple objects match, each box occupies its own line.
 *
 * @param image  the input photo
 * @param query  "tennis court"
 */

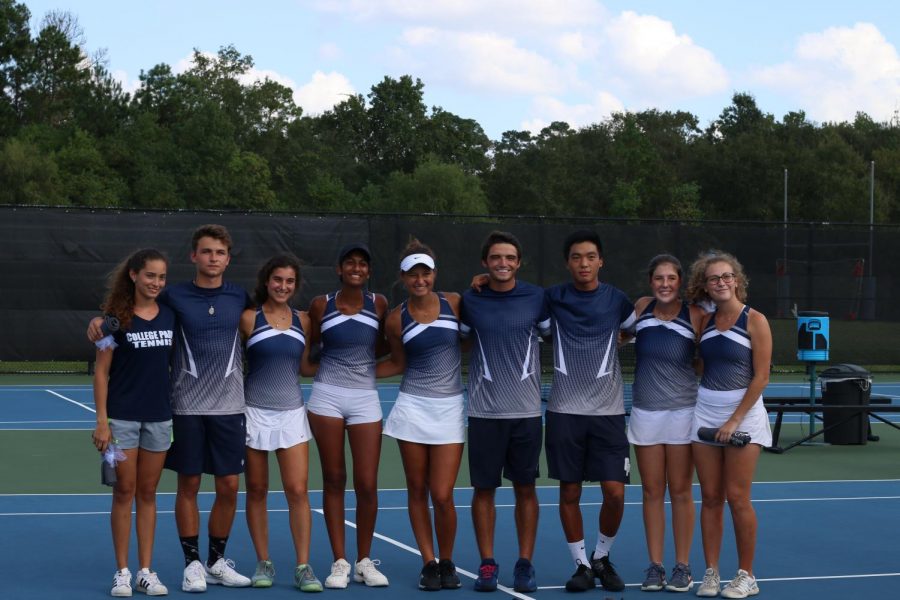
xmin=2 ymin=379 xmax=899 ymax=599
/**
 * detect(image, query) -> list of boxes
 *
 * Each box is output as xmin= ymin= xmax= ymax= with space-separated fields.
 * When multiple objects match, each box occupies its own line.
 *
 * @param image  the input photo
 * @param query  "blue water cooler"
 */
xmin=796 ymin=311 xmax=829 ymax=434
xmin=797 ymin=311 xmax=829 ymax=362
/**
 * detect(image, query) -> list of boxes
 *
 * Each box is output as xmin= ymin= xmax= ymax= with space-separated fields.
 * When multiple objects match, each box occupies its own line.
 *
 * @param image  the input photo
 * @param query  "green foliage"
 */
xmin=2 ymin=4 xmax=900 ymax=222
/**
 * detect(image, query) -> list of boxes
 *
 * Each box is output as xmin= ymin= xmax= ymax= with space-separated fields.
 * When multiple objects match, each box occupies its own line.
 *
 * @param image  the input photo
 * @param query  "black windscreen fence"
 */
xmin=1 ymin=206 xmax=897 ymax=365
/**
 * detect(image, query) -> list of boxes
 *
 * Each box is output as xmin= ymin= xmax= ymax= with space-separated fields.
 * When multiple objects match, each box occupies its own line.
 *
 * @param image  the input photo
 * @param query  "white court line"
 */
xmin=536 ymin=571 xmax=900 ymax=589
xmin=44 ymin=389 xmax=95 ymax=414
xmin=309 ymin=508 xmax=536 ymax=600
xmin=0 ymin=420 xmax=94 ymax=424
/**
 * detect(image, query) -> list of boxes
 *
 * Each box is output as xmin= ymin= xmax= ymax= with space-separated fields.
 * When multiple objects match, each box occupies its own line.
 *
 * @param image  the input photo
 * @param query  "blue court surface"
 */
xmin=2 ymin=382 xmax=899 ymax=599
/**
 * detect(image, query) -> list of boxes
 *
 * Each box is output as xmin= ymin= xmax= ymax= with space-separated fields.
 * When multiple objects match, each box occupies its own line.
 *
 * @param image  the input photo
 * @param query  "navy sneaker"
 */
xmin=513 ymin=558 xmax=536 ymax=593
xmin=474 ymin=559 xmax=498 ymax=592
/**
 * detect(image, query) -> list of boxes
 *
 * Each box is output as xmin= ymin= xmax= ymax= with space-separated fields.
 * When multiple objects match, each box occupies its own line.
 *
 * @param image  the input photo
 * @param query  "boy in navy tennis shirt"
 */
xmin=544 ymin=230 xmax=635 ymax=593
xmin=460 ymin=231 xmax=550 ymax=593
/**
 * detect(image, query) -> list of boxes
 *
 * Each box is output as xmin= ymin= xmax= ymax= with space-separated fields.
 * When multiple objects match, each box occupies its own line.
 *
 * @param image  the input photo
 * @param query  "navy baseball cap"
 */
xmin=337 ymin=243 xmax=371 ymax=264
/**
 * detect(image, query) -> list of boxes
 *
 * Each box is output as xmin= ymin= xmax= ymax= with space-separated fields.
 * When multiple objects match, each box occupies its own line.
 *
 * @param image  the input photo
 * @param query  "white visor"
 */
xmin=400 ymin=253 xmax=436 ymax=272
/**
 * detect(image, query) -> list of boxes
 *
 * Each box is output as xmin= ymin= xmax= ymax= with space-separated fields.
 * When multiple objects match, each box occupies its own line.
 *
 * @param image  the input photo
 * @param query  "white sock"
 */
xmin=594 ymin=533 xmax=616 ymax=559
xmin=567 ymin=540 xmax=589 ymax=567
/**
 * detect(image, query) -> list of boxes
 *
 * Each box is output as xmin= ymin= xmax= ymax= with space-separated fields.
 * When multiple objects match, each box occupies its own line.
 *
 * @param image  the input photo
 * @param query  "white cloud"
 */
xmin=170 ymin=51 xmax=354 ymax=115
xmin=603 ymin=11 xmax=728 ymax=97
xmin=295 ymin=71 xmax=356 ymax=114
xmin=557 ymin=32 xmax=600 ymax=60
xmin=753 ymin=23 xmax=900 ymax=122
xmin=315 ymin=0 xmax=604 ymax=30
xmin=521 ymin=92 xmax=624 ymax=132
xmin=111 ymin=69 xmax=141 ymax=95
xmin=400 ymin=28 xmax=572 ymax=95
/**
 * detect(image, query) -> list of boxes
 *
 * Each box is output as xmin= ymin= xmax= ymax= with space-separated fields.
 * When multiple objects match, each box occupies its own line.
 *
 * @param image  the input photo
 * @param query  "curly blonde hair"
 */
xmin=686 ymin=249 xmax=749 ymax=304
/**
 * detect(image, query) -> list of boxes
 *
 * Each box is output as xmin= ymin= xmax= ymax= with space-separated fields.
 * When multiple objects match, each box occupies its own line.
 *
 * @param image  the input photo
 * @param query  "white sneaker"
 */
xmin=696 ymin=567 xmax=720 ymax=597
xmin=182 ymin=560 xmax=207 ymax=593
xmin=111 ymin=568 xmax=132 ymax=597
xmin=354 ymin=557 xmax=389 ymax=587
xmin=324 ymin=558 xmax=351 ymax=589
xmin=205 ymin=558 xmax=251 ymax=587
xmin=721 ymin=569 xmax=759 ymax=598
xmin=135 ymin=569 xmax=168 ymax=596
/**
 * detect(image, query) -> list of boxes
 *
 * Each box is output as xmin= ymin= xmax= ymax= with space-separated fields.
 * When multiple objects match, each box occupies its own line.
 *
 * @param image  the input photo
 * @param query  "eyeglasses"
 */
xmin=706 ymin=272 xmax=735 ymax=285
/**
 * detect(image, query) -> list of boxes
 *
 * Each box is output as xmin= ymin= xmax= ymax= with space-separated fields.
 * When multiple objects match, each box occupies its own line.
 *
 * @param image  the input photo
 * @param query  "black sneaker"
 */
xmin=590 ymin=552 xmax=624 ymax=592
xmin=438 ymin=559 xmax=462 ymax=589
xmin=419 ymin=560 xmax=441 ymax=591
xmin=565 ymin=563 xmax=596 ymax=593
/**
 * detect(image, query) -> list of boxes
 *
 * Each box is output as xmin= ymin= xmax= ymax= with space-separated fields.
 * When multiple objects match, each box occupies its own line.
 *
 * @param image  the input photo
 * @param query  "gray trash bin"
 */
xmin=819 ymin=364 xmax=871 ymax=445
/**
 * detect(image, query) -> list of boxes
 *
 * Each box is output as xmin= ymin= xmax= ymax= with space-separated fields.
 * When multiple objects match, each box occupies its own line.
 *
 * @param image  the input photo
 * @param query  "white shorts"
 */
xmin=307 ymin=382 xmax=382 ymax=426
xmin=245 ymin=405 xmax=312 ymax=451
xmin=383 ymin=391 xmax=465 ymax=444
xmin=690 ymin=386 xmax=772 ymax=447
xmin=627 ymin=406 xmax=694 ymax=446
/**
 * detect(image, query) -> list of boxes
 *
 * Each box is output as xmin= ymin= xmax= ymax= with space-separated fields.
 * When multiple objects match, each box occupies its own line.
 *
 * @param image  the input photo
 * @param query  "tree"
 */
xmin=0 ymin=0 xmax=31 ymax=135
xmin=374 ymin=159 xmax=489 ymax=214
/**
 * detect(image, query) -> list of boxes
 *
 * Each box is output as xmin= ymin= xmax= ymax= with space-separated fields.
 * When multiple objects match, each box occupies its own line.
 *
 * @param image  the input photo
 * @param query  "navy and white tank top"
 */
xmin=244 ymin=309 xmax=305 ymax=410
xmin=632 ymin=300 xmax=698 ymax=411
xmin=314 ymin=291 xmax=379 ymax=390
xmin=699 ymin=305 xmax=754 ymax=391
xmin=399 ymin=293 xmax=462 ymax=398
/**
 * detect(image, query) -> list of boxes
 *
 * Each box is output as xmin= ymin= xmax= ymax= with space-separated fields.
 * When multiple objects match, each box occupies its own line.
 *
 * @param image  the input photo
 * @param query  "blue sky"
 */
xmin=22 ymin=1 xmax=900 ymax=139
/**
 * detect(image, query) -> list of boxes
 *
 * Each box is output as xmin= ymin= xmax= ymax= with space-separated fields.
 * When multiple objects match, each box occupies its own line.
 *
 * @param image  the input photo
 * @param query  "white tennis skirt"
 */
xmin=690 ymin=386 xmax=772 ymax=447
xmin=383 ymin=391 xmax=465 ymax=445
xmin=245 ymin=404 xmax=312 ymax=451
xmin=627 ymin=405 xmax=695 ymax=446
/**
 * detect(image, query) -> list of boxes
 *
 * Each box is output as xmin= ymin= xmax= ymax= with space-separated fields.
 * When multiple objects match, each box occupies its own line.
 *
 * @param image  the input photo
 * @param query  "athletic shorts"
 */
xmin=545 ymin=411 xmax=630 ymax=483
xmin=307 ymin=382 xmax=382 ymax=425
xmin=467 ymin=416 xmax=542 ymax=488
xmin=164 ymin=414 xmax=246 ymax=476
xmin=109 ymin=418 xmax=172 ymax=452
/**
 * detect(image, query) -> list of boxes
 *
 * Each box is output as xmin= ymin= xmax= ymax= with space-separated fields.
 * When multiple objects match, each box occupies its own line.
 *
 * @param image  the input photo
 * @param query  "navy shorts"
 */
xmin=467 ymin=416 xmax=542 ymax=488
xmin=164 ymin=414 xmax=246 ymax=476
xmin=545 ymin=411 xmax=630 ymax=483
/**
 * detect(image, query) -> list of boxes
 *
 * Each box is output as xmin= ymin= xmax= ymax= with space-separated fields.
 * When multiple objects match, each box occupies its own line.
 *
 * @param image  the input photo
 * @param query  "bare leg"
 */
xmin=598 ymin=480 xmax=625 ymax=538
xmin=558 ymin=481 xmax=584 ymax=543
xmin=347 ymin=421 xmax=382 ymax=560
xmin=308 ymin=413 xmax=348 ymax=561
xmin=244 ymin=447 xmax=270 ymax=561
xmin=635 ymin=444 xmax=666 ymax=564
xmin=692 ymin=442 xmax=725 ymax=570
xmin=398 ymin=441 xmax=435 ymax=563
xmin=471 ymin=487 xmax=497 ymax=560
xmin=513 ymin=482 xmax=539 ymax=560
xmin=429 ymin=444 xmax=463 ymax=561
xmin=175 ymin=473 xmax=202 ymax=538
xmin=276 ymin=442 xmax=312 ymax=564
xmin=724 ymin=444 xmax=761 ymax=574
xmin=665 ymin=444 xmax=695 ymax=566
xmin=134 ymin=448 xmax=166 ymax=570
xmin=111 ymin=448 xmax=139 ymax=570
xmin=208 ymin=474 xmax=240 ymax=539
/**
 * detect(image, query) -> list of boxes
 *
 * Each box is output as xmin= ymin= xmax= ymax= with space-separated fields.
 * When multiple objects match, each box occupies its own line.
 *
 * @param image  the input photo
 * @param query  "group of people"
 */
xmin=90 ymin=223 xmax=772 ymax=599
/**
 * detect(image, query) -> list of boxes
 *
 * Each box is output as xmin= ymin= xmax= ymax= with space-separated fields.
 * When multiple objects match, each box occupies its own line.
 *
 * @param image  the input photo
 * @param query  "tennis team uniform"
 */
xmin=308 ymin=291 xmax=382 ymax=425
xmin=244 ymin=309 xmax=312 ymax=451
xmin=383 ymin=293 xmax=464 ymax=444
xmin=628 ymin=300 xmax=698 ymax=446
xmin=161 ymin=281 xmax=251 ymax=475
xmin=460 ymin=282 xmax=550 ymax=487
xmin=691 ymin=305 xmax=772 ymax=447
xmin=106 ymin=305 xmax=176 ymax=452
xmin=544 ymin=282 xmax=635 ymax=483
